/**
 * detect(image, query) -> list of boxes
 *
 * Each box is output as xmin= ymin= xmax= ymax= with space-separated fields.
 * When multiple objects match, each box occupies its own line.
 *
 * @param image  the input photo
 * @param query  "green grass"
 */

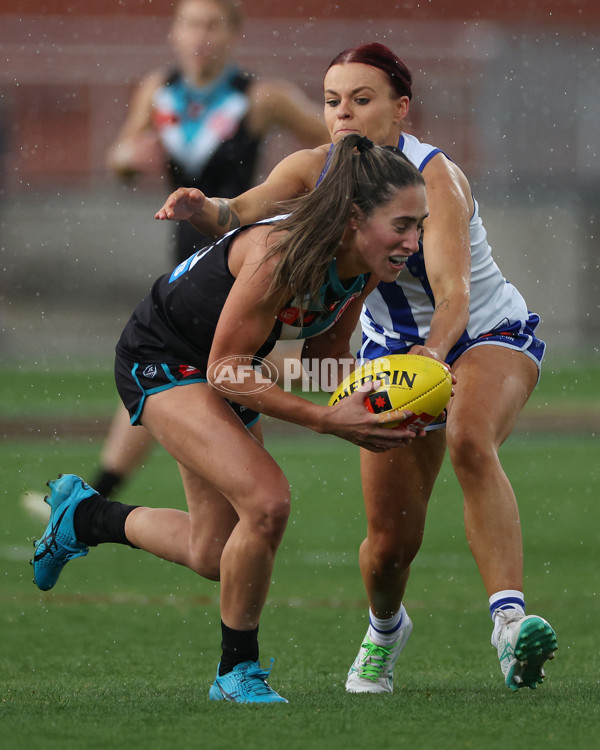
xmin=1 ymin=363 xmax=599 ymax=749
xmin=0 ymin=365 xmax=118 ymax=419
xmin=1 ymin=353 xmax=599 ymax=420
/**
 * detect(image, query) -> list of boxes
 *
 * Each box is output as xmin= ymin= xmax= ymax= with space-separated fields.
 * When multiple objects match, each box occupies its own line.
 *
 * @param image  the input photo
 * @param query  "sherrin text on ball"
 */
xmin=328 ymin=354 xmax=452 ymax=430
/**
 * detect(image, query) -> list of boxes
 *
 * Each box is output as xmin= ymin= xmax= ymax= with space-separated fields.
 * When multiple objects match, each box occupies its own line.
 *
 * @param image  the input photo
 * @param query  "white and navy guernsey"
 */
xmin=152 ymin=65 xmax=262 ymax=262
xmin=317 ymin=133 xmax=544 ymax=368
xmin=116 ymin=216 xmax=368 ymax=374
xmin=360 ymin=133 xmax=542 ymax=363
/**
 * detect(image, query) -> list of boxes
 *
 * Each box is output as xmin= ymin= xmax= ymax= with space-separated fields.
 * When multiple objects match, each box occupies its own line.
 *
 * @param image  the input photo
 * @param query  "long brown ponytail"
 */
xmin=262 ymin=134 xmax=424 ymax=303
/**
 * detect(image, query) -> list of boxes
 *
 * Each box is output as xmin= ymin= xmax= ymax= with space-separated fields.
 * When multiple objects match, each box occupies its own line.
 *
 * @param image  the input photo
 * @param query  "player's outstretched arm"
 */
xmin=155 ymin=147 xmax=327 ymax=239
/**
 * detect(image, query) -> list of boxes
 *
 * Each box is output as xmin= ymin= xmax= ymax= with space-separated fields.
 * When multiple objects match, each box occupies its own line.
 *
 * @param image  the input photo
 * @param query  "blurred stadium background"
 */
xmin=0 ymin=0 xmax=598 ymax=367
xmin=1 ymin=9 xmax=598 ymax=743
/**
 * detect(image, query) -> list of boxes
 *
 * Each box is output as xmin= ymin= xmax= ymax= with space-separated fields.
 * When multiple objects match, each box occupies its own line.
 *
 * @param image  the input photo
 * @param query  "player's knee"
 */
xmin=193 ymin=558 xmax=221 ymax=581
xmin=368 ymin=527 xmax=423 ymax=572
xmin=248 ymin=482 xmax=291 ymax=547
xmin=188 ymin=539 xmax=224 ymax=580
xmin=256 ymin=499 xmax=290 ymax=545
xmin=446 ymin=420 xmax=493 ymax=472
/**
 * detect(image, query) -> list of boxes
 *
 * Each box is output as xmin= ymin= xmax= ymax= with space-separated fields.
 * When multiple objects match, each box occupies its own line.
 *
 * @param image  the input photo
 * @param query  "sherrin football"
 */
xmin=328 ymin=354 xmax=452 ymax=430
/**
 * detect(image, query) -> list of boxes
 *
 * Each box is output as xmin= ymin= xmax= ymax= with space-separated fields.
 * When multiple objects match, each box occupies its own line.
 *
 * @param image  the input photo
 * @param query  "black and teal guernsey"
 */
xmin=116 ymin=217 xmax=368 ymax=373
xmin=152 ymin=65 xmax=262 ymax=263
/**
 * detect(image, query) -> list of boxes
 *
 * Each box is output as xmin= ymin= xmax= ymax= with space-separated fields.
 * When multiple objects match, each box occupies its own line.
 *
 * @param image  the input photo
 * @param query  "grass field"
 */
xmin=1 ymin=362 xmax=599 ymax=749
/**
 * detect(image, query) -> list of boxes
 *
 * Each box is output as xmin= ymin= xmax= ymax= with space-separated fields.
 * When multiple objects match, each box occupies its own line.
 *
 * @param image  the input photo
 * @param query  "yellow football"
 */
xmin=328 ymin=354 xmax=452 ymax=430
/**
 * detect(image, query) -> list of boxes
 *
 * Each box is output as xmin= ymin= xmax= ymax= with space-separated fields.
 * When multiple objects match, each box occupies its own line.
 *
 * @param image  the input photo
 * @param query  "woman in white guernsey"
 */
xmin=155 ymin=42 xmax=558 ymax=694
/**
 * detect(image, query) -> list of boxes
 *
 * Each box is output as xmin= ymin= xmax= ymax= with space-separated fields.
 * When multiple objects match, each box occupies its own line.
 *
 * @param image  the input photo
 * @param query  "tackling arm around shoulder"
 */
xmin=154 ymin=188 xmax=234 ymax=240
xmin=155 ymin=148 xmax=325 ymax=239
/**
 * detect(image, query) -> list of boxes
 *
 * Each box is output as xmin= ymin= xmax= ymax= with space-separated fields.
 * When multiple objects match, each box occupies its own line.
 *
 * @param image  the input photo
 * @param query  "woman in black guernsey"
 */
xmin=32 ymin=136 xmax=428 ymax=704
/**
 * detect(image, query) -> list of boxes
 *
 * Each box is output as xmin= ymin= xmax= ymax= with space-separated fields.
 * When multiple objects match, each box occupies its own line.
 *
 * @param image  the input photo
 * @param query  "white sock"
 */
xmin=367 ymin=604 xmax=407 ymax=647
xmin=489 ymin=590 xmax=526 ymax=647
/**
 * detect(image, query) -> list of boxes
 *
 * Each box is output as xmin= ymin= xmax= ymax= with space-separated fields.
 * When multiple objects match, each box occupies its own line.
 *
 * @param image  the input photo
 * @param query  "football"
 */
xmin=328 ymin=354 xmax=452 ymax=430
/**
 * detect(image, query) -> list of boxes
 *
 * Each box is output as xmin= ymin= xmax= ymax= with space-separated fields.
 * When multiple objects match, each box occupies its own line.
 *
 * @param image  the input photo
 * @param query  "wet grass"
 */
xmin=1 ymin=424 xmax=599 ymax=749
xmin=1 ymin=353 xmax=599 ymax=421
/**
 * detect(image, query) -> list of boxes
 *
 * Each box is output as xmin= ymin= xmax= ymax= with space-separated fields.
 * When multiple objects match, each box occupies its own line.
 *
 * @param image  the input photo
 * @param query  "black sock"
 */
xmin=92 ymin=469 xmax=125 ymax=500
xmin=73 ymin=494 xmax=139 ymax=548
xmin=218 ymin=621 xmax=259 ymax=676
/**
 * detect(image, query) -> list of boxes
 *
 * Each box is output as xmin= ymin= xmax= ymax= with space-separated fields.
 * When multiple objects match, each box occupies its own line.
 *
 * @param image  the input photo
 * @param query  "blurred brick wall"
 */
xmin=1 ymin=0 xmax=598 ymax=191
xmin=2 ymin=0 xmax=598 ymax=23
xmin=1 ymin=1 xmax=598 ymax=354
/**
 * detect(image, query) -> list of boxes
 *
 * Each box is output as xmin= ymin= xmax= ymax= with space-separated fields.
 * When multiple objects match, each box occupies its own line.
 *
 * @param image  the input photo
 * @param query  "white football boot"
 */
xmin=493 ymin=610 xmax=558 ymax=691
xmin=345 ymin=610 xmax=413 ymax=693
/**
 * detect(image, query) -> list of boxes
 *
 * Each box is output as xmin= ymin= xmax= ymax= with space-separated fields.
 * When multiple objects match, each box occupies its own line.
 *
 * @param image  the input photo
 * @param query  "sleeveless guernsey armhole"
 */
xmin=315 ymin=144 xmax=335 ymax=187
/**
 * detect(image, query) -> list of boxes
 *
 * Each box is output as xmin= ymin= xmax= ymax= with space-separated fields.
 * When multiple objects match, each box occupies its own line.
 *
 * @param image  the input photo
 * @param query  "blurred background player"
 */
xmin=106 ymin=0 xmax=327 ymax=263
xmin=20 ymin=0 xmax=328 ymax=512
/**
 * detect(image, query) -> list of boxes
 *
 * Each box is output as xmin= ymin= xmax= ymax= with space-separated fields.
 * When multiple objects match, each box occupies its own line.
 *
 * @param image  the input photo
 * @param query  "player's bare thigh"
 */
xmin=176 ymin=420 xmax=266 ymax=563
xmin=360 ymin=429 xmax=446 ymax=530
xmin=140 ymin=382 xmax=286 ymax=514
xmin=449 ymin=344 xmax=539 ymax=445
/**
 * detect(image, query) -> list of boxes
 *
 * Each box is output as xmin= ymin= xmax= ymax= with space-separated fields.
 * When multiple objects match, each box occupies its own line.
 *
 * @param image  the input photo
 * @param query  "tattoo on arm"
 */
xmin=216 ymin=199 xmax=241 ymax=230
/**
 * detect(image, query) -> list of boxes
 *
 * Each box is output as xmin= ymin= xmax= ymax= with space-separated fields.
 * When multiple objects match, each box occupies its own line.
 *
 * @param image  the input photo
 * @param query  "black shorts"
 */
xmin=114 ymin=354 xmax=260 ymax=428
